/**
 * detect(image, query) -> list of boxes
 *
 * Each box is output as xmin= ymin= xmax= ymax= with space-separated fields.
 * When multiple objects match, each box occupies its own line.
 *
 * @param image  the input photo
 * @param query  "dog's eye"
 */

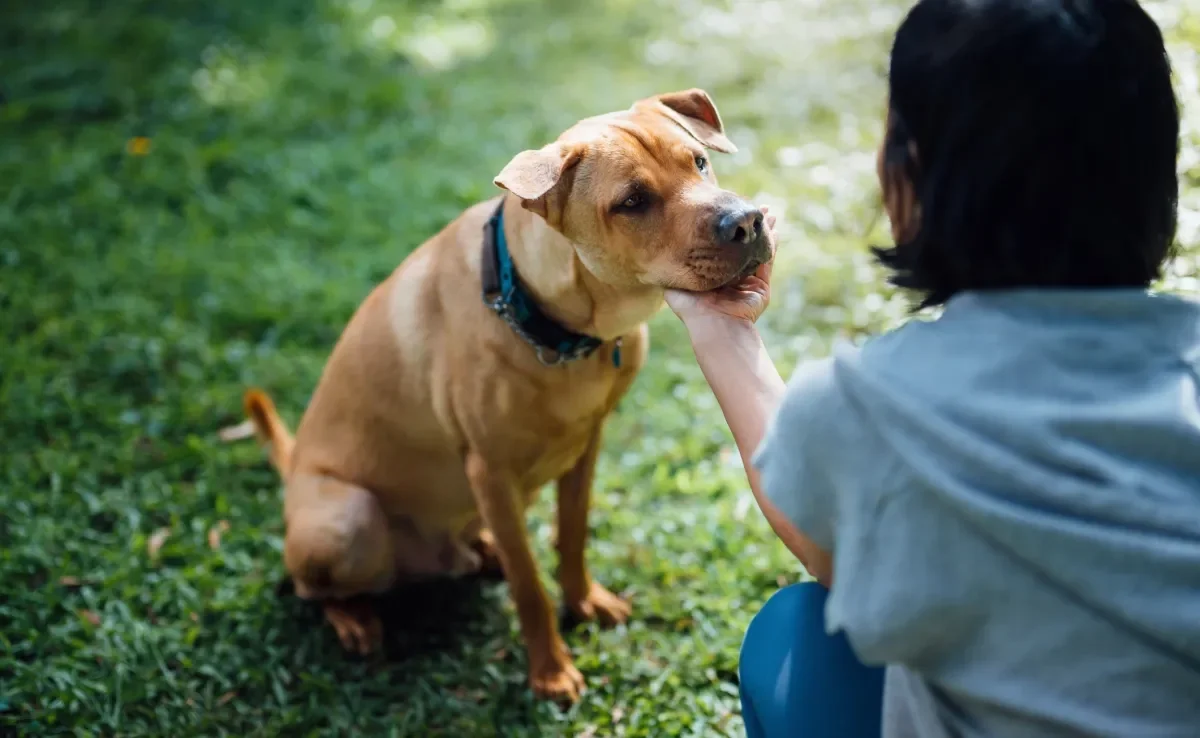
xmin=619 ymin=193 xmax=645 ymax=210
xmin=695 ymin=155 xmax=708 ymax=173
xmin=613 ymin=185 xmax=653 ymax=214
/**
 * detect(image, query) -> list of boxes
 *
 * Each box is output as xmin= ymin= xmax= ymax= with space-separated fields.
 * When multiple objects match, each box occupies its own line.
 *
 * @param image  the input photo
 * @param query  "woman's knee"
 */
xmin=739 ymin=582 xmax=826 ymax=686
xmin=739 ymin=582 xmax=884 ymax=738
xmin=743 ymin=582 xmax=826 ymax=643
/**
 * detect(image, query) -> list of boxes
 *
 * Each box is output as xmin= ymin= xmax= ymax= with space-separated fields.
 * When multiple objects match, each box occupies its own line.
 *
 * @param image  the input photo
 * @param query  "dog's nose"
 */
xmin=717 ymin=206 xmax=764 ymax=245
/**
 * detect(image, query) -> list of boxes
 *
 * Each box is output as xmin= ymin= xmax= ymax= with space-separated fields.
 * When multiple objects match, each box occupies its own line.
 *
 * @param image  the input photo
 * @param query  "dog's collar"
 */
xmin=481 ymin=200 xmax=620 ymax=368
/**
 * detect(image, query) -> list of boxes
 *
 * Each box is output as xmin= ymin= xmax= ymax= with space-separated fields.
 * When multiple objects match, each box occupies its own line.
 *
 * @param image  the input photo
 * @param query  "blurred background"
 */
xmin=2 ymin=0 xmax=1198 ymax=735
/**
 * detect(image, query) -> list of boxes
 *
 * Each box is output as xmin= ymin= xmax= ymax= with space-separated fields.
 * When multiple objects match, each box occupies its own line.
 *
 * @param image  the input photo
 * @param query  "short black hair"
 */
xmin=873 ymin=0 xmax=1180 ymax=309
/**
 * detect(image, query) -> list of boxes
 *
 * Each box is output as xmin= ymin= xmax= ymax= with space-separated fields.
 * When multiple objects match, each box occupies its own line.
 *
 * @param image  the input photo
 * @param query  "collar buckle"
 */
xmin=486 ymin=292 xmax=582 ymax=367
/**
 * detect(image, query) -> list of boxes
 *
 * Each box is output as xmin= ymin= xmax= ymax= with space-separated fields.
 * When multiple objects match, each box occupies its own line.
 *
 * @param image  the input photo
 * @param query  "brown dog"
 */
xmin=243 ymin=89 xmax=771 ymax=702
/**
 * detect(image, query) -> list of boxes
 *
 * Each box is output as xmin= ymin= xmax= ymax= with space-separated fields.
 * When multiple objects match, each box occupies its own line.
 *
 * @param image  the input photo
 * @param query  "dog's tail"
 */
xmin=243 ymin=389 xmax=295 ymax=480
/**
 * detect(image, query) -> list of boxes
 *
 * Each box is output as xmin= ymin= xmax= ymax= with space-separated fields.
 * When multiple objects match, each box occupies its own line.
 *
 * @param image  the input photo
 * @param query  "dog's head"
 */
xmin=494 ymin=89 xmax=771 ymax=292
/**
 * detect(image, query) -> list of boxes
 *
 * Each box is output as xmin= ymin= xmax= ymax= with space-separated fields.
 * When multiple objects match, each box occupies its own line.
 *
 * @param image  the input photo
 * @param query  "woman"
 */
xmin=668 ymin=1 xmax=1200 ymax=736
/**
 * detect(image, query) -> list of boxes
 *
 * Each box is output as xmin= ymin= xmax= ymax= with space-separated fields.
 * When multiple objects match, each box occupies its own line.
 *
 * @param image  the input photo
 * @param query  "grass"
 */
xmin=2 ymin=0 xmax=1199 ymax=735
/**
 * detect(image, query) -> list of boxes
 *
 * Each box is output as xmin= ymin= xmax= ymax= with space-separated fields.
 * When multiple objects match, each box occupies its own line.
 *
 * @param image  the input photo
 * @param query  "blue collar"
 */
xmin=481 ymin=201 xmax=621 ymax=367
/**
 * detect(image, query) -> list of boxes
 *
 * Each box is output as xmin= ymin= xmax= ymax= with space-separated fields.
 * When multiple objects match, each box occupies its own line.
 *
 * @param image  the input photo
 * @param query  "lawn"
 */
xmin=2 ymin=0 xmax=1199 ymax=735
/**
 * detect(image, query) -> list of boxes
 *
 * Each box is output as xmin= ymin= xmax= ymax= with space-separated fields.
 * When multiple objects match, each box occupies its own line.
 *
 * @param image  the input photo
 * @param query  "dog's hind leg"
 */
xmin=283 ymin=473 xmax=396 ymax=655
xmin=458 ymin=518 xmax=504 ymax=578
xmin=321 ymin=597 xmax=383 ymax=655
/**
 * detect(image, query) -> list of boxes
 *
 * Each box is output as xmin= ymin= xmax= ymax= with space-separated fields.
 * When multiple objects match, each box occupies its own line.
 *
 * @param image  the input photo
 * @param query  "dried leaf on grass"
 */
xmin=147 ymin=528 xmax=171 ymax=560
xmin=59 ymin=576 xmax=82 ymax=587
xmin=217 ymin=691 xmax=237 ymax=706
xmin=207 ymin=520 xmax=231 ymax=550
xmin=716 ymin=711 xmax=734 ymax=730
xmin=79 ymin=610 xmax=101 ymax=626
xmin=126 ymin=136 xmax=152 ymax=156
xmin=217 ymin=419 xmax=256 ymax=442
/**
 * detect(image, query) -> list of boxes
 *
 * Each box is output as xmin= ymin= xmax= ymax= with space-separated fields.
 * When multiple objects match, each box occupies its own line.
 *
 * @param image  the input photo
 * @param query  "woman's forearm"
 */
xmin=687 ymin=318 xmax=833 ymax=584
xmin=688 ymin=317 xmax=786 ymax=468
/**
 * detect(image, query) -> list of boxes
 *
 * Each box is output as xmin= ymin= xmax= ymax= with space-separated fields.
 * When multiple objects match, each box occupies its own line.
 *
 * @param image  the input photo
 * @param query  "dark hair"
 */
xmin=873 ymin=0 xmax=1180 ymax=309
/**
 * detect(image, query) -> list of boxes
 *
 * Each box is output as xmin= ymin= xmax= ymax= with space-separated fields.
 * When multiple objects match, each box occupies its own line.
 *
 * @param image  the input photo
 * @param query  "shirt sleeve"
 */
xmin=751 ymin=356 xmax=841 ymax=551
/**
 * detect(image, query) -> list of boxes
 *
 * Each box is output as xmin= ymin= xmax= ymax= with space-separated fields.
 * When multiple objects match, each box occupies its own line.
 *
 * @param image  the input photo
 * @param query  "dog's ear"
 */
xmin=493 ymin=143 xmax=583 ymax=220
xmin=650 ymin=89 xmax=737 ymax=154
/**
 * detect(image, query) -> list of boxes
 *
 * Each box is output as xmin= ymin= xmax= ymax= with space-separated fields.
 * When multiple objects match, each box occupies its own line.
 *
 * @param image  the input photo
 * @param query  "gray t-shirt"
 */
xmin=752 ymin=289 xmax=1200 ymax=738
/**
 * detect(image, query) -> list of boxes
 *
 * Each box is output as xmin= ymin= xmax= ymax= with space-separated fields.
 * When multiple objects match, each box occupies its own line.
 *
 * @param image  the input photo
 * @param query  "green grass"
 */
xmin=2 ymin=1 xmax=1199 ymax=735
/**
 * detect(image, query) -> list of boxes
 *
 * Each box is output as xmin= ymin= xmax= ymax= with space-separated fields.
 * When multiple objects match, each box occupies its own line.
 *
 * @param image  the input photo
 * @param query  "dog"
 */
xmin=243 ymin=89 xmax=772 ymax=702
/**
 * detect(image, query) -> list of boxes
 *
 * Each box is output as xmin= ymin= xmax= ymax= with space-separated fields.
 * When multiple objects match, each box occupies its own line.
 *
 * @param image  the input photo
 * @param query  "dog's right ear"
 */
xmin=494 ymin=143 xmax=583 ymax=221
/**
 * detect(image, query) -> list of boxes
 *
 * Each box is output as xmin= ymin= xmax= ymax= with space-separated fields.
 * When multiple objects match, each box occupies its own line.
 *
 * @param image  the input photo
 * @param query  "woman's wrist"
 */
xmin=686 ymin=315 xmax=784 ymax=413
xmin=683 ymin=313 xmax=761 ymax=354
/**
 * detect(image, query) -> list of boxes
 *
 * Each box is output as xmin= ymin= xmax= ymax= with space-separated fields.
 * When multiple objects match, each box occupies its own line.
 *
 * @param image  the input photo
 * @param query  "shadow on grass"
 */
xmin=381 ymin=575 xmax=506 ymax=660
xmin=268 ymin=569 xmax=557 ymax=734
xmin=276 ymin=568 xmax=508 ymax=661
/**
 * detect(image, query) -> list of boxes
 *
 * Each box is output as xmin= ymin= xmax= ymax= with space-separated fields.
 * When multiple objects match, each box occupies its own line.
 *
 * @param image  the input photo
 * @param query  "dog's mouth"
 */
xmin=716 ymin=255 xmax=765 ymax=288
xmin=739 ymin=254 xmax=766 ymax=279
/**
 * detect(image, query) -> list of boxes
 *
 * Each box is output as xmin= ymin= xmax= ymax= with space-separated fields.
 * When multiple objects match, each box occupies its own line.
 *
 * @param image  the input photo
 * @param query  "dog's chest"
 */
xmin=520 ymin=429 xmax=594 ymax=492
xmin=473 ymin=356 xmax=628 ymax=488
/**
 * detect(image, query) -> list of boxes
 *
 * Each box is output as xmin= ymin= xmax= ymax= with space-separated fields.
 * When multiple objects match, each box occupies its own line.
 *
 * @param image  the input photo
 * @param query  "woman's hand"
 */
xmin=665 ymin=206 xmax=777 ymax=328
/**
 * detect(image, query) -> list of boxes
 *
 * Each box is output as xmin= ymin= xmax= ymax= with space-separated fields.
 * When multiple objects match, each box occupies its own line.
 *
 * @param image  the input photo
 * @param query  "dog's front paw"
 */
xmin=529 ymin=654 xmax=585 ymax=704
xmin=567 ymin=581 xmax=631 ymax=627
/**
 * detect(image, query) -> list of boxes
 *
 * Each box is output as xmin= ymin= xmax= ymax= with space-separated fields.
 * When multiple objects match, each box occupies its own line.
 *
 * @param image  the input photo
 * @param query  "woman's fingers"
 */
xmin=757 ymin=258 xmax=774 ymax=286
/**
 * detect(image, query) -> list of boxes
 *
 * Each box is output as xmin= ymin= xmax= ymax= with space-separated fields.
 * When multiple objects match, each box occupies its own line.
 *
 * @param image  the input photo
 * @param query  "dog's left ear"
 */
xmin=494 ymin=143 xmax=583 ymax=221
xmin=648 ymin=89 xmax=737 ymax=154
